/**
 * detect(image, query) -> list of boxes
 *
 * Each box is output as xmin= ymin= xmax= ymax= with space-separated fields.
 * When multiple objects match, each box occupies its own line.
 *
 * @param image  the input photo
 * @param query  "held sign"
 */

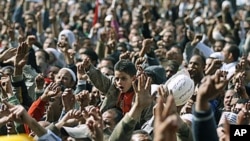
xmin=164 ymin=69 xmax=194 ymax=106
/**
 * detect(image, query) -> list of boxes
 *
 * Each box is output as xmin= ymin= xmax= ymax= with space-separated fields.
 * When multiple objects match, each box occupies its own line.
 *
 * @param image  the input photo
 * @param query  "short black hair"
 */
xmin=227 ymin=44 xmax=240 ymax=61
xmin=36 ymin=49 xmax=50 ymax=62
xmin=102 ymin=56 xmax=116 ymax=67
xmin=114 ymin=59 xmax=136 ymax=77
xmin=190 ymin=54 xmax=206 ymax=67
xmin=237 ymin=98 xmax=249 ymax=104
xmin=166 ymin=60 xmax=179 ymax=73
xmin=83 ymin=49 xmax=99 ymax=63
xmin=105 ymin=108 xmax=123 ymax=124
xmin=215 ymin=39 xmax=226 ymax=46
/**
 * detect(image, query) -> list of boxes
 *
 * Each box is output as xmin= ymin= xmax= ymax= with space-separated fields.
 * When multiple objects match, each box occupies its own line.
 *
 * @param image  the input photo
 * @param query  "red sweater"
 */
xmin=117 ymin=91 xmax=134 ymax=114
xmin=24 ymin=98 xmax=47 ymax=134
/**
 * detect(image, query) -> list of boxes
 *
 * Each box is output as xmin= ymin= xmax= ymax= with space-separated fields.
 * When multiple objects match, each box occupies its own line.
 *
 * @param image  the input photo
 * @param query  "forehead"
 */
xmin=49 ymin=66 xmax=60 ymax=72
xmin=170 ymin=47 xmax=181 ymax=53
xmin=114 ymin=71 xmax=132 ymax=78
xmin=190 ymin=56 xmax=202 ymax=63
xmin=58 ymin=69 xmax=71 ymax=77
xmin=131 ymin=36 xmax=141 ymax=41
xmin=225 ymin=90 xmax=235 ymax=96
xmin=235 ymin=103 xmax=244 ymax=109
xmin=102 ymin=110 xmax=116 ymax=118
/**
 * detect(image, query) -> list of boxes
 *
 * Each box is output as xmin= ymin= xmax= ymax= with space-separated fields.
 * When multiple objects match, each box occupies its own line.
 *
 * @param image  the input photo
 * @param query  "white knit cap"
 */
xmin=58 ymin=29 xmax=76 ymax=48
xmin=61 ymin=68 xmax=76 ymax=82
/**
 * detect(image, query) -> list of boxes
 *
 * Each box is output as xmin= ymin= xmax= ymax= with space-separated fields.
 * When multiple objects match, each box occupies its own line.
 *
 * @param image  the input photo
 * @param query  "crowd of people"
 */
xmin=0 ymin=0 xmax=249 ymax=140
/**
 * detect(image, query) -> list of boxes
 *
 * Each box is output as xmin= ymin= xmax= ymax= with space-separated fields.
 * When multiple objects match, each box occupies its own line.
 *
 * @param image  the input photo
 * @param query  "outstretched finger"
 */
xmin=162 ymin=95 xmax=175 ymax=119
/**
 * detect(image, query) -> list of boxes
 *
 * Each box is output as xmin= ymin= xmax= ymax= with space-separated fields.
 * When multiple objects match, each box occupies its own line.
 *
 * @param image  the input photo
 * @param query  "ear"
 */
xmin=228 ymin=53 xmax=233 ymax=60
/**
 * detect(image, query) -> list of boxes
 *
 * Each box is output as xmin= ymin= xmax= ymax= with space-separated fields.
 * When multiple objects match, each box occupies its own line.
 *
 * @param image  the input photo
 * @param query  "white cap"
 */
xmin=163 ymin=69 xmax=194 ymax=106
xmin=222 ymin=1 xmax=231 ymax=9
xmin=210 ymin=52 xmax=224 ymax=61
xmin=105 ymin=15 xmax=113 ymax=22
xmin=61 ymin=68 xmax=76 ymax=82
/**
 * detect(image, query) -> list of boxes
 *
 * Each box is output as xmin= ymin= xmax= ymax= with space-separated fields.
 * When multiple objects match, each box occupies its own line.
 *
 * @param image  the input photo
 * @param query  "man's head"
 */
xmin=162 ymin=30 xmax=175 ymax=48
xmin=161 ymin=60 xmax=179 ymax=80
xmin=130 ymin=35 xmax=142 ymax=51
xmin=188 ymin=55 xmax=205 ymax=81
xmin=79 ymin=49 xmax=99 ymax=67
xmin=55 ymin=68 xmax=76 ymax=89
xmin=114 ymin=59 xmax=136 ymax=93
xmin=43 ymin=37 xmax=56 ymax=49
xmin=102 ymin=108 xmax=123 ymax=132
xmin=213 ymin=39 xmax=226 ymax=52
xmin=166 ymin=46 xmax=183 ymax=65
xmin=223 ymin=89 xmax=237 ymax=111
xmin=97 ymin=56 xmax=116 ymax=69
xmin=100 ymin=66 xmax=114 ymax=76
xmin=131 ymin=130 xmax=152 ymax=141
xmin=35 ymin=49 xmax=50 ymax=74
xmin=222 ymin=44 xmax=240 ymax=64
xmin=232 ymin=98 xmax=249 ymax=114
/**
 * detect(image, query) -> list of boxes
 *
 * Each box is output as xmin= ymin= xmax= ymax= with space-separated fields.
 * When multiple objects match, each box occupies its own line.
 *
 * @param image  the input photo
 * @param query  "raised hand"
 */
xmin=132 ymin=73 xmax=152 ymax=110
xmin=119 ymin=51 xmax=131 ymax=60
xmin=143 ymin=9 xmax=152 ymax=23
xmin=14 ymin=42 xmax=29 ymax=69
xmin=191 ymin=34 xmax=203 ymax=46
xmin=81 ymin=57 xmax=92 ymax=71
xmin=40 ymin=82 xmax=61 ymax=102
xmin=35 ymin=11 xmax=41 ymax=22
xmin=86 ymin=107 xmax=104 ymax=141
xmin=26 ymin=35 xmax=36 ymax=47
xmin=135 ymin=57 xmax=146 ymax=68
xmin=35 ymin=73 xmax=45 ymax=90
xmin=235 ymin=56 xmax=247 ymax=73
xmin=154 ymin=48 xmax=167 ymax=59
xmin=204 ymin=59 xmax=222 ymax=75
xmin=237 ymin=103 xmax=250 ymax=125
xmin=154 ymin=95 xmax=178 ymax=141
xmin=196 ymin=70 xmax=230 ymax=111
xmin=234 ymin=72 xmax=248 ymax=99
xmin=56 ymin=109 xmax=82 ymax=128
xmin=76 ymin=62 xmax=88 ymax=81
xmin=75 ymin=90 xmax=90 ymax=110
xmin=0 ymin=48 xmax=17 ymax=62
xmin=140 ymin=38 xmax=154 ymax=57
xmin=62 ymin=88 xmax=75 ymax=112
xmin=0 ymin=75 xmax=13 ymax=98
